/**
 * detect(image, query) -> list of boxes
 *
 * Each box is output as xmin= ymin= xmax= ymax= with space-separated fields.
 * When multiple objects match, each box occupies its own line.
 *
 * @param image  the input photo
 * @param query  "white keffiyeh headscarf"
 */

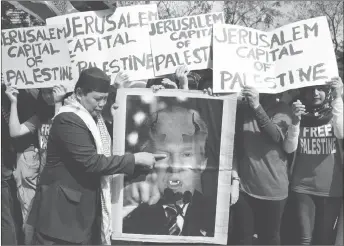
xmin=55 ymin=94 xmax=113 ymax=245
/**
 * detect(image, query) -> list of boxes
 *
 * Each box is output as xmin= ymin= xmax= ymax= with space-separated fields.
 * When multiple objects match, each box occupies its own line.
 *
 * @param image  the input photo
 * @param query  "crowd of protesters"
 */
xmin=1 ymin=63 xmax=343 ymax=245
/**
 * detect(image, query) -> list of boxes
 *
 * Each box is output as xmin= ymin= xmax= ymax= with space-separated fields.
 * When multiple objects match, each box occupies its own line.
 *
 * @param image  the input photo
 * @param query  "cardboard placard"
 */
xmin=46 ymin=4 xmax=159 ymax=84
xmin=150 ymin=13 xmax=224 ymax=77
xmin=213 ymin=16 xmax=338 ymax=93
xmin=1 ymin=26 xmax=72 ymax=88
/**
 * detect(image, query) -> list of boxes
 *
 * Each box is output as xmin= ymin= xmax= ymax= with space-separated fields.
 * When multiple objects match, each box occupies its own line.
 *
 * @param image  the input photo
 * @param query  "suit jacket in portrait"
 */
xmin=123 ymin=190 xmax=216 ymax=237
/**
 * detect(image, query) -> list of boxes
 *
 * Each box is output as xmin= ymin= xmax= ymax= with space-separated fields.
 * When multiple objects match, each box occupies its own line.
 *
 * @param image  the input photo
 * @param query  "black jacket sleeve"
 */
xmin=51 ymin=112 xmax=135 ymax=176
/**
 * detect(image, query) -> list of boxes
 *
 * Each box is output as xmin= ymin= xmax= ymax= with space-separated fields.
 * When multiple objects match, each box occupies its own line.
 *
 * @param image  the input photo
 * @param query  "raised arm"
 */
xmin=52 ymin=113 xmax=160 ymax=176
xmin=253 ymin=105 xmax=284 ymax=143
xmin=6 ymin=86 xmax=40 ymax=137
xmin=283 ymin=100 xmax=305 ymax=153
xmin=327 ymin=77 xmax=344 ymax=139
xmin=242 ymin=86 xmax=287 ymax=143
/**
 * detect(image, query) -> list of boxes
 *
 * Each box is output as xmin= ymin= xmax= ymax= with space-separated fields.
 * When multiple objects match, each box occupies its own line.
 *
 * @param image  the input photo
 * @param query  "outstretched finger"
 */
xmin=293 ymin=103 xmax=305 ymax=109
xmin=153 ymin=153 xmax=167 ymax=161
xmin=148 ymin=181 xmax=160 ymax=205
xmin=130 ymin=183 xmax=140 ymax=204
xmin=139 ymin=182 xmax=151 ymax=203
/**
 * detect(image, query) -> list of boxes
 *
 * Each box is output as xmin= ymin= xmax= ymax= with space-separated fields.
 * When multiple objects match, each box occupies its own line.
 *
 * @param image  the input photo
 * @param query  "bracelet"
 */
xmin=232 ymin=176 xmax=240 ymax=183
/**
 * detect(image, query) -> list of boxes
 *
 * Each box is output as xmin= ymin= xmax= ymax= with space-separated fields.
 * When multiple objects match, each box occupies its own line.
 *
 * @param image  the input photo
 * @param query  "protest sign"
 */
xmin=150 ymin=12 xmax=224 ymax=77
xmin=213 ymin=16 xmax=338 ymax=93
xmin=110 ymin=89 xmax=237 ymax=245
xmin=46 ymin=4 xmax=158 ymax=84
xmin=1 ymin=26 xmax=72 ymax=89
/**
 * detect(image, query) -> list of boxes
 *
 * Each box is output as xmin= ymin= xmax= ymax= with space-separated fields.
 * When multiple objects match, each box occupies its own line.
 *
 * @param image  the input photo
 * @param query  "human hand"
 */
xmin=326 ymin=77 xmax=343 ymax=100
xmin=114 ymin=71 xmax=129 ymax=88
xmin=123 ymin=172 xmax=160 ymax=207
xmin=291 ymin=100 xmax=306 ymax=125
xmin=151 ymin=84 xmax=165 ymax=93
xmin=53 ymin=85 xmax=67 ymax=103
xmin=133 ymin=152 xmax=166 ymax=169
xmin=230 ymin=180 xmax=239 ymax=206
xmin=203 ymin=87 xmax=213 ymax=96
xmin=63 ymin=93 xmax=75 ymax=105
xmin=161 ymin=78 xmax=178 ymax=89
xmin=5 ymin=85 xmax=19 ymax=104
xmin=175 ymin=65 xmax=189 ymax=89
xmin=242 ymin=86 xmax=260 ymax=109
xmin=203 ymin=87 xmax=220 ymax=97
xmin=110 ymin=102 xmax=119 ymax=117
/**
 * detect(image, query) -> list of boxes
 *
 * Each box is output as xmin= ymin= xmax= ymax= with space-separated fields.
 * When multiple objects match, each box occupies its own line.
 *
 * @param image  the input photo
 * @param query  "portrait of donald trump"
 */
xmin=122 ymin=104 xmax=217 ymax=237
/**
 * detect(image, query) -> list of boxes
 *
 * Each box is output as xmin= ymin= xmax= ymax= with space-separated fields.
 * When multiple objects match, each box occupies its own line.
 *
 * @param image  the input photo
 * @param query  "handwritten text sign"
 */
xmin=213 ymin=16 xmax=338 ymax=93
xmin=1 ymin=26 xmax=72 ymax=89
xmin=47 ymin=4 xmax=158 ymax=83
xmin=150 ymin=12 xmax=224 ymax=77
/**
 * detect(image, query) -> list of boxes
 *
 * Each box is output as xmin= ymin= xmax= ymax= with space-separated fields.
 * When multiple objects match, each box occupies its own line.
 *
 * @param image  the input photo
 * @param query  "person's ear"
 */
xmin=75 ymin=87 xmax=83 ymax=101
xmin=200 ymin=158 xmax=207 ymax=173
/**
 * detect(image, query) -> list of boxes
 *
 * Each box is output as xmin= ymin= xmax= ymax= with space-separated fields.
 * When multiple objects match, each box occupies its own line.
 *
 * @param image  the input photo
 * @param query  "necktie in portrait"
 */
xmin=165 ymin=205 xmax=182 ymax=236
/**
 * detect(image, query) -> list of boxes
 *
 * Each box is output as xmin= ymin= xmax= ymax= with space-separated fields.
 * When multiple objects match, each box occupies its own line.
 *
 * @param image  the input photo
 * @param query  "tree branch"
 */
xmin=162 ymin=1 xmax=171 ymax=18
xmin=233 ymin=2 xmax=260 ymax=24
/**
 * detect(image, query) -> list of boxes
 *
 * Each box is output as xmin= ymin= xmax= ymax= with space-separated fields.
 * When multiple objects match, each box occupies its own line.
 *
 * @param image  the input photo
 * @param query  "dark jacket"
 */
xmin=27 ymin=112 xmax=135 ymax=243
xmin=123 ymin=190 xmax=215 ymax=237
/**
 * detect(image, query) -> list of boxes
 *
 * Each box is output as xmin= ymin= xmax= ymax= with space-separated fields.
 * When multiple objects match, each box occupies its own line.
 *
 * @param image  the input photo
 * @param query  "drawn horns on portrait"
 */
xmin=146 ymin=106 xmax=208 ymax=144
xmin=149 ymin=112 xmax=166 ymax=142
xmin=192 ymin=112 xmax=201 ymax=135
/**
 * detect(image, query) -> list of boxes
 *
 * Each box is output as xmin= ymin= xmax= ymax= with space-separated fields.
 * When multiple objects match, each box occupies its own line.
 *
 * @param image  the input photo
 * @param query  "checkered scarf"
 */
xmin=96 ymin=113 xmax=113 ymax=245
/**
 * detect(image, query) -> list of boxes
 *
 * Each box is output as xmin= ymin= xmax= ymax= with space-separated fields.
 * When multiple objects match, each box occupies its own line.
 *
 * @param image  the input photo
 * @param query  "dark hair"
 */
xmin=146 ymin=71 xmax=202 ymax=90
xmin=101 ymin=85 xmax=117 ymax=123
xmin=63 ymin=91 xmax=74 ymax=101
xmin=197 ymin=69 xmax=213 ymax=91
xmin=35 ymin=90 xmax=55 ymax=122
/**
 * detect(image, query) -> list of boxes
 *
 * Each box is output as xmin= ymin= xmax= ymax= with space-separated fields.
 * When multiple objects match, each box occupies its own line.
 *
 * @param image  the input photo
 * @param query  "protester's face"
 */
xmin=79 ymin=90 xmax=108 ymax=117
xmin=41 ymin=88 xmax=54 ymax=105
xmin=303 ymin=86 xmax=327 ymax=106
xmin=151 ymin=138 xmax=206 ymax=199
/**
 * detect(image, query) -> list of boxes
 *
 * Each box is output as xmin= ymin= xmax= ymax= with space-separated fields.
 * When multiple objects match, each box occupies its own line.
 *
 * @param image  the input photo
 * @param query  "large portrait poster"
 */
xmin=111 ymin=89 xmax=237 ymax=245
